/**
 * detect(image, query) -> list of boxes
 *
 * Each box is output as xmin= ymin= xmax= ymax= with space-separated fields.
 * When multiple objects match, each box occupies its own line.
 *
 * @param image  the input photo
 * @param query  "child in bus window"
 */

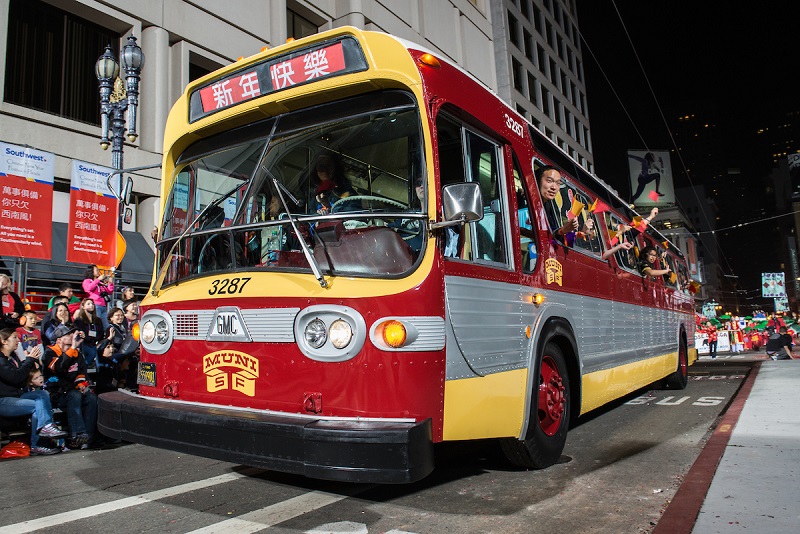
xmin=637 ymin=246 xmax=671 ymax=279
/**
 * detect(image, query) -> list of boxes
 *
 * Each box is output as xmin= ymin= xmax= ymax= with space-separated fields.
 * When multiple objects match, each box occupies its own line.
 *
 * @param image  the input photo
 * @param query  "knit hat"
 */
xmin=51 ymin=324 xmax=77 ymax=340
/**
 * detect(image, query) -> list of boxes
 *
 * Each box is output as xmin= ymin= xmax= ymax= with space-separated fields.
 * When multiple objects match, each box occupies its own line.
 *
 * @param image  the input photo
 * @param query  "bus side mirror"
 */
xmin=121 ymin=176 xmax=134 ymax=206
xmin=431 ymin=182 xmax=484 ymax=230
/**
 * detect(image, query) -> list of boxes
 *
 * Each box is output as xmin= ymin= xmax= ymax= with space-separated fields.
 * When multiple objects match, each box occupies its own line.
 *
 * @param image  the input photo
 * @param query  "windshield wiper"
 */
xmin=266 ymin=167 xmax=328 ymax=288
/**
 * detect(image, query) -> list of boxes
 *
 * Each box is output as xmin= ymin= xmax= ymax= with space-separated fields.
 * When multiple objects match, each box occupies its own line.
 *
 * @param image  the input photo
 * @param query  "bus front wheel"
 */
xmin=501 ymin=342 xmax=570 ymax=469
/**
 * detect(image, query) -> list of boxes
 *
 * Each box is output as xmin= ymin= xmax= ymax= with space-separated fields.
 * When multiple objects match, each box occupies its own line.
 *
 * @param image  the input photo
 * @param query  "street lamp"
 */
xmin=95 ymin=35 xmax=144 ymax=171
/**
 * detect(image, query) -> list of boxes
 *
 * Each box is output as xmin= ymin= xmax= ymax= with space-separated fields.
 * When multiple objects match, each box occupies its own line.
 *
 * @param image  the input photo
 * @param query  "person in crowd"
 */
xmin=94 ymin=338 xmax=118 ymax=394
xmin=0 ymin=328 xmax=66 ymax=456
xmin=765 ymin=325 xmax=793 ymax=360
xmin=73 ymin=298 xmax=104 ymax=368
xmin=47 ymin=282 xmax=81 ymax=315
xmin=82 ymin=264 xmax=114 ymax=332
xmin=767 ymin=314 xmax=786 ymax=330
xmin=637 ymin=246 xmax=671 ymax=279
xmin=42 ymin=324 xmax=97 ymax=448
xmin=44 ymin=303 xmax=73 ymax=347
xmin=703 ymin=321 xmax=718 ymax=359
xmin=15 ymin=310 xmax=42 ymax=361
xmin=25 ymin=368 xmax=45 ymax=392
xmin=106 ymin=307 xmax=127 ymax=350
xmin=114 ymin=286 xmax=135 ymax=311
xmin=122 ymin=300 xmax=139 ymax=330
xmin=40 ymin=296 xmax=68 ymax=344
xmin=0 ymin=274 xmax=25 ymax=331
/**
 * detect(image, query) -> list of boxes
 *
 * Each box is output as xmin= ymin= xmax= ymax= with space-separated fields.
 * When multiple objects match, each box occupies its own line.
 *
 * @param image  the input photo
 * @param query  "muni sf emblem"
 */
xmin=544 ymin=258 xmax=563 ymax=286
xmin=203 ymin=351 xmax=259 ymax=397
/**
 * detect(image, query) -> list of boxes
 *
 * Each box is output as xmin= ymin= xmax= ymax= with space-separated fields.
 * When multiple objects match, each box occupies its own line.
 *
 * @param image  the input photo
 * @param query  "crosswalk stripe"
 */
xmin=185 ymin=490 xmax=352 ymax=534
xmin=0 ymin=468 xmax=263 ymax=534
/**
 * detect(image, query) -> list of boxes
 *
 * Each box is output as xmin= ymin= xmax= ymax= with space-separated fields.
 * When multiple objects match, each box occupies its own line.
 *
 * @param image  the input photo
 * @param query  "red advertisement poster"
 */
xmin=66 ymin=161 xmax=119 ymax=267
xmin=0 ymin=143 xmax=55 ymax=260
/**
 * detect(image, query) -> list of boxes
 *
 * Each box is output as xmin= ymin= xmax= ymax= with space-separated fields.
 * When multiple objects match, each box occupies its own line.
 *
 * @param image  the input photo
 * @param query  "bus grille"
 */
xmin=170 ymin=308 xmax=300 ymax=342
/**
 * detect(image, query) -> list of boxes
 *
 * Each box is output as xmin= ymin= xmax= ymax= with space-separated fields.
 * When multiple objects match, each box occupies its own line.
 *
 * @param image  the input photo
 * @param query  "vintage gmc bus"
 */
xmin=98 ymin=27 xmax=696 ymax=483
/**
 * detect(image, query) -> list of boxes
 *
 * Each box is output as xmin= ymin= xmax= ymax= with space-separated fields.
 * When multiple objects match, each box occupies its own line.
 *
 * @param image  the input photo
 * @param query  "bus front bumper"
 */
xmin=98 ymin=390 xmax=433 ymax=484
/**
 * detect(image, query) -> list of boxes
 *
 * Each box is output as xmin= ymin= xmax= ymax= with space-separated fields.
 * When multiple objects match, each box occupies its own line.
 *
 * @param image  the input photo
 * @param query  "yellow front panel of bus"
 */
xmin=442 ymin=368 xmax=528 ymax=441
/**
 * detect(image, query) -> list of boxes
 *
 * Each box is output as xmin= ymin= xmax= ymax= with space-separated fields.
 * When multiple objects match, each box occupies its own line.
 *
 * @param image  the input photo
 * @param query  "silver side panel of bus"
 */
xmin=445 ymin=276 xmax=687 ymax=381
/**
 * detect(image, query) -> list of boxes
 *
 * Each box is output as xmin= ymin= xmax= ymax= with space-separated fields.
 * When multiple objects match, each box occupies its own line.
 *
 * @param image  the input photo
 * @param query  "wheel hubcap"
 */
xmin=538 ymin=355 xmax=566 ymax=436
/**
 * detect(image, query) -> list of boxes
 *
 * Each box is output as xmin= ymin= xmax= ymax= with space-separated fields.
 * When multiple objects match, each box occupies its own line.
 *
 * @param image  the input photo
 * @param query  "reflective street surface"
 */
xmin=0 ymin=356 xmax=756 ymax=534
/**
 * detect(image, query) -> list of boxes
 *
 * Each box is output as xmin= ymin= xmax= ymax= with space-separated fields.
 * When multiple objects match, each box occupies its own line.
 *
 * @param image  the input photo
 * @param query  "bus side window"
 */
xmin=512 ymin=155 xmax=537 ymax=273
xmin=572 ymin=190 xmax=603 ymax=256
xmin=663 ymin=254 xmax=678 ymax=288
xmin=605 ymin=213 xmax=637 ymax=270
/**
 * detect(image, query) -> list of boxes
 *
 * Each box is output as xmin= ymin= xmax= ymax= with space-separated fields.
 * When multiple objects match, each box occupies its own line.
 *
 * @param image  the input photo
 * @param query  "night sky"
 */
xmin=576 ymin=1 xmax=799 ymax=304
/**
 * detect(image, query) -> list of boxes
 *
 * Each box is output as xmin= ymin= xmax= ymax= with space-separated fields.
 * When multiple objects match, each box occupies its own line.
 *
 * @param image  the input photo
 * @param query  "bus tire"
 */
xmin=501 ymin=342 xmax=570 ymax=469
xmin=663 ymin=336 xmax=689 ymax=390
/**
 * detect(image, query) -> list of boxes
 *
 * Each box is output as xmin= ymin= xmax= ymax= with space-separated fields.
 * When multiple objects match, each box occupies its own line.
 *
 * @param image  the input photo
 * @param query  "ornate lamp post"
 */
xmin=95 ymin=35 xmax=144 ymax=171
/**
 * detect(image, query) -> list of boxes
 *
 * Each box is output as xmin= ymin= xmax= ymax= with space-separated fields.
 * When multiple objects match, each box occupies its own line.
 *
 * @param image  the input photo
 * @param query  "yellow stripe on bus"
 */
xmin=443 ymin=368 xmax=528 ymax=441
xmin=580 ymin=352 xmax=682 ymax=414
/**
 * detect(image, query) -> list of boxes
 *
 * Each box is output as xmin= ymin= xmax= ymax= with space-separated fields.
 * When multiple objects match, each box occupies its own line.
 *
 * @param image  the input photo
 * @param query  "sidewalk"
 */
xmin=692 ymin=359 xmax=800 ymax=532
xmin=655 ymin=358 xmax=800 ymax=533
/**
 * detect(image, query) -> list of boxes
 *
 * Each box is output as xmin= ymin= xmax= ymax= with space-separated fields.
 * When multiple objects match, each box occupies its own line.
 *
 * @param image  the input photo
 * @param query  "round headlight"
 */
xmin=304 ymin=318 xmax=327 ymax=348
xmin=329 ymin=319 xmax=353 ymax=349
xmin=155 ymin=320 xmax=169 ymax=344
xmin=141 ymin=320 xmax=156 ymax=344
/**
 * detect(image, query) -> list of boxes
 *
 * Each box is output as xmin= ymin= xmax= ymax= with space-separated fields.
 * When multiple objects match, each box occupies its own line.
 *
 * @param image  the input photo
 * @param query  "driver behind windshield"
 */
xmin=311 ymin=153 xmax=358 ymax=213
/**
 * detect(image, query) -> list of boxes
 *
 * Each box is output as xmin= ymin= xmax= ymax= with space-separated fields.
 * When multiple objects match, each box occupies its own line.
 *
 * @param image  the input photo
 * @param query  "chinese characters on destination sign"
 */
xmin=199 ymin=41 xmax=347 ymax=113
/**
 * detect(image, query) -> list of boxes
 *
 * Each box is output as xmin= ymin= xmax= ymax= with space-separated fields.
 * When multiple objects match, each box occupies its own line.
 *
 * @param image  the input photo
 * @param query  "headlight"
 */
xmin=329 ymin=319 xmax=353 ymax=349
xmin=304 ymin=318 xmax=327 ymax=348
xmin=156 ymin=320 xmax=169 ymax=344
xmin=141 ymin=320 xmax=156 ymax=343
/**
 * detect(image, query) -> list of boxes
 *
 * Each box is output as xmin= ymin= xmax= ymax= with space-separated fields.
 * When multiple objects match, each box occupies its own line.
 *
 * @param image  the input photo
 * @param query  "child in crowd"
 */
xmin=16 ymin=310 xmax=43 ymax=360
xmin=25 ymin=369 xmax=45 ymax=392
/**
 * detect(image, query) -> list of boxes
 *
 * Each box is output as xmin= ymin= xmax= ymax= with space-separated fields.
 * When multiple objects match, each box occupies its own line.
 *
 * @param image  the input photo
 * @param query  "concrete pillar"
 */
xmin=140 ymin=25 xmax=170 ymax=155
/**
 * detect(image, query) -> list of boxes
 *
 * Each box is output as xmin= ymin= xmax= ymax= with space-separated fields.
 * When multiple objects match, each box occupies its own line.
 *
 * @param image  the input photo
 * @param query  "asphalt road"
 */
xmin=0 ymin=356 xmax=753 ymax=534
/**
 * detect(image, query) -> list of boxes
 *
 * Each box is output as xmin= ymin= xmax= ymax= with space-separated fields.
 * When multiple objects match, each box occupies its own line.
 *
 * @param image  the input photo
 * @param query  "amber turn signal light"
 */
xmin=382 ymin=320 xmax=407 ymax=348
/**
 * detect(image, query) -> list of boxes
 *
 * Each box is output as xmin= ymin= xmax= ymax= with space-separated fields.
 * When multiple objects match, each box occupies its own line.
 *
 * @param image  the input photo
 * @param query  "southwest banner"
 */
xmin=66 ymin=161 xmax=119 ymax=267
xmin=0 ymin=142 xmax=55 ymax=260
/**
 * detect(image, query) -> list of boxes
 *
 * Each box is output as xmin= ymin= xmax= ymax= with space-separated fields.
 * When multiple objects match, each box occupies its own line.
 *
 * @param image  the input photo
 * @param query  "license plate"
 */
xmin=137 ymin=362 xmax=156 ymax=387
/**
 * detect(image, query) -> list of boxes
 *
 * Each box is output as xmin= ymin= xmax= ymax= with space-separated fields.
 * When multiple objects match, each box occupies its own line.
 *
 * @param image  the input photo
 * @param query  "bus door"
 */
xmin=436 ymin=112 xmax=529 ymax=380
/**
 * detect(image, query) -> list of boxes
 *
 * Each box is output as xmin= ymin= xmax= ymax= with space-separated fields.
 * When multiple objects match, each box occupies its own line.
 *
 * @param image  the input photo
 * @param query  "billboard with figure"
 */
xmin=627 ymin=149 xmax=675 ymax=206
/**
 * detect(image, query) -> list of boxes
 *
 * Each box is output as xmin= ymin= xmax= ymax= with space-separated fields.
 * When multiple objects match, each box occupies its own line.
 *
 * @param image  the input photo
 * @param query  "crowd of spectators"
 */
xmin=1 ymin=265 xmax=139 ymax=457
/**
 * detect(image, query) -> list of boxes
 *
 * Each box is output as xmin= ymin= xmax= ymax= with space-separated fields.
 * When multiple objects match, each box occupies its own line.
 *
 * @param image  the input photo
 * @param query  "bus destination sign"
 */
xmin=190 ymin=37 xmax=367 ymax=123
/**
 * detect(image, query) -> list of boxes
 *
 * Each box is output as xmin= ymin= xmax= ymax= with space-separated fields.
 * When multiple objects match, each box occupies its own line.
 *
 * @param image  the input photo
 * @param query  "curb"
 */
xmin=652 ymin=361 xmax=761 ymax=534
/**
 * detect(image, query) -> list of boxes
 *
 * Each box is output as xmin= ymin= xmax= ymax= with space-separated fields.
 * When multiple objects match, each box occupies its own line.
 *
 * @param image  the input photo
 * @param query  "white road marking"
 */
xmin=0 ymin=468 xmax=263 ymax=534
xmin=186 ymin=485 xmax=375 ymax=534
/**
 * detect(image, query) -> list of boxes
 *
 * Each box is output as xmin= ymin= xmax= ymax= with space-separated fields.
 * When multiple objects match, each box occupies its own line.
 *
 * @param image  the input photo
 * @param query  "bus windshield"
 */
xmin=157 ymin=91 xmax=427 ymax=286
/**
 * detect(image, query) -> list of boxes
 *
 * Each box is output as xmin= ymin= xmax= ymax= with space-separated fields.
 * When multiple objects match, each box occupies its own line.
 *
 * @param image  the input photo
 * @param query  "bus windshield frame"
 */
xmin=156 ymin=90 xmax=428 ymax=287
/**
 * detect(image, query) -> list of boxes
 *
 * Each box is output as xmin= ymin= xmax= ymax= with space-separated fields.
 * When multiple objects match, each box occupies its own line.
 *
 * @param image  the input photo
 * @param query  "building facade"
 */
xmin=490 ymin=0 xmax=593 ymax=172
xmin=0 ymin=0 xmax=496 ymax=299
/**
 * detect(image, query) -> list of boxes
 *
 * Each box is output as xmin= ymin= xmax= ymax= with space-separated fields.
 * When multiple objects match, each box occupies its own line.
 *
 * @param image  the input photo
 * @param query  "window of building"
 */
xmin=527 ymin=73 xmax=539 ymax=106
xmin=287 ymin=9 xmax=317 ymax=39
xmin=557 ymin=35 xmax=565 ymax=60
xmin=508 ymin=11 xmax=519 ymax=47
xmin=532 ymin=3 xmax=542 ymax=33
xmin=541 ymin=86 xmax=551 ymax=118
xmin=549 ymin=58 xmax=557 ymax=83
xmin=523 ymin=29 xmax=533 ymax=61
xmin=537 ymin=44 xmax=546 ymax=74
xmin=545 ymin=20 xmax=554 ymax=48
xmin=512 ymin=58 xmax=524 ymax=93
xmin=520 ymin=0 xmax=531 ymax=21
xmin=4 ymin=0 xmax=120 ymax=124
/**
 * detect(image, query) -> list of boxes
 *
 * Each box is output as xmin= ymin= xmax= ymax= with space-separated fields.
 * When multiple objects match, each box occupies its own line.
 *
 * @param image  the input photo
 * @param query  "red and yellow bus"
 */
xmin=98 ymin=27 xmax=696 ymax=483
